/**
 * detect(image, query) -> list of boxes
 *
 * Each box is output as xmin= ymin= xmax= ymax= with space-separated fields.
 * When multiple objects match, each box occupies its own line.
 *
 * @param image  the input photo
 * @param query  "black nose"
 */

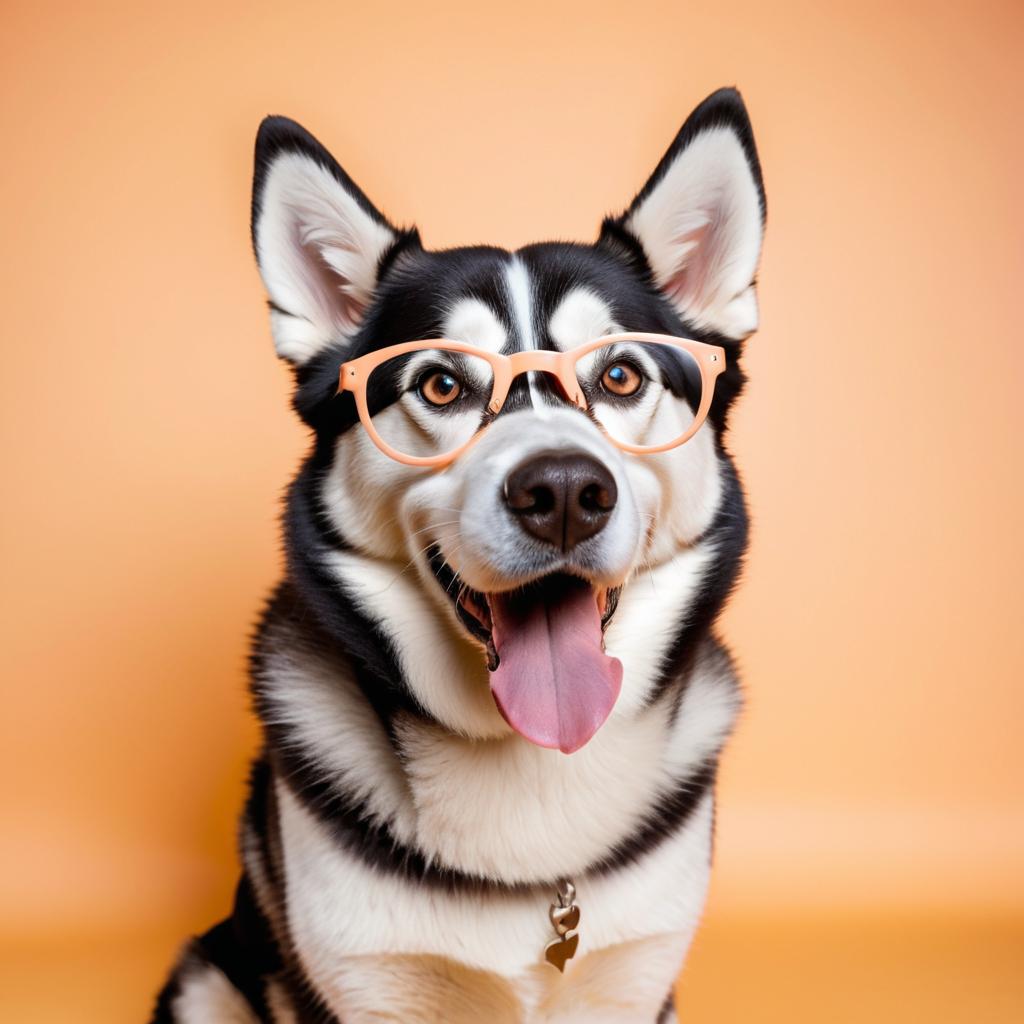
xmin=504 ymin=451 xmax=618 ymax=551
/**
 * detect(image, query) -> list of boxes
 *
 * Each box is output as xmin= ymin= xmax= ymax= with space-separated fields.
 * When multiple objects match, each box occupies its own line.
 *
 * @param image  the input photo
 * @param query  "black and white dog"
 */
xmin=153 ymin=87 xmax=765 ymax=1022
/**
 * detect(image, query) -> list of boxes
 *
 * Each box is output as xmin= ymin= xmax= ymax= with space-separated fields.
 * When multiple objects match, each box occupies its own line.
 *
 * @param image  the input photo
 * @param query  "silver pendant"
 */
xmin=544 ymin=878 xmax=580 ymax=972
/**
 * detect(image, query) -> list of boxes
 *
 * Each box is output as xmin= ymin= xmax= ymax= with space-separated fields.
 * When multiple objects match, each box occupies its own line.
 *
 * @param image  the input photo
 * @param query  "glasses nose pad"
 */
xmin=543 ymin=369 xmax=586 ymax=408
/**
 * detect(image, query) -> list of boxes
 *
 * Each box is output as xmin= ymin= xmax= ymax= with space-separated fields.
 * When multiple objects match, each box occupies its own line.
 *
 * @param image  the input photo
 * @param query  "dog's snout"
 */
xmin=503 ymin=450 xmax=617 ymax=551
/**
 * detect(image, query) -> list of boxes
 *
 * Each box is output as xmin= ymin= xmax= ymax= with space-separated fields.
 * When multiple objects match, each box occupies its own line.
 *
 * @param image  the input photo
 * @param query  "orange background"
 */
xmin=2 ymin=0 xmax=1022 ymax=1020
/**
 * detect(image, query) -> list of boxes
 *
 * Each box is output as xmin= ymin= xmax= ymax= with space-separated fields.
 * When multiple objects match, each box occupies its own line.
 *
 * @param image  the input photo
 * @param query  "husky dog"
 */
xmin=152 ymin=87 xmax=765 ymax=1023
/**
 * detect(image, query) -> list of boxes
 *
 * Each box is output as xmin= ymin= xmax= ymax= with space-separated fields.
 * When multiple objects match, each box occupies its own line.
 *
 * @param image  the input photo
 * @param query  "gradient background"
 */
xmin=2 ymin=0 xmax=1022 ymax=1020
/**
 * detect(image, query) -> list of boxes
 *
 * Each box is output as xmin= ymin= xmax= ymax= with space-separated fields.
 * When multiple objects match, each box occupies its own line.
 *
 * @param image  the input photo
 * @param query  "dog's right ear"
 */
xmin=251 ymin=116 xmax=411 ymax=365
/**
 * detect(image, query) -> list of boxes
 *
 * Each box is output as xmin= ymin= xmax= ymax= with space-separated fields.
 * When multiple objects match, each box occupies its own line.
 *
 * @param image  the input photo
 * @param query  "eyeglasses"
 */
xmin=337 ymin=332 xmax=726 ymax=467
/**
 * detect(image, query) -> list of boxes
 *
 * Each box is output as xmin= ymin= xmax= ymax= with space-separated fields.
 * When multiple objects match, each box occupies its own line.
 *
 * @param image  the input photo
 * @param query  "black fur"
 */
xmin=150 ymin=877 xmax=282 ymax=1022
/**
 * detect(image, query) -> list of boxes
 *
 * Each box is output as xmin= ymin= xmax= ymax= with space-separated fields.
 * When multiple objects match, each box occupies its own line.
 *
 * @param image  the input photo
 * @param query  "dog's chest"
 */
xmin=311 ymin=932 xmax=689 ymax=1022
xmin=277 ymin=779 xmax=713 ymax=1021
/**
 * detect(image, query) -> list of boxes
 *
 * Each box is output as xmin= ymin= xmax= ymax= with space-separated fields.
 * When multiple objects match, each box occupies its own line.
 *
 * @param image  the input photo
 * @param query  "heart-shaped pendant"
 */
xmin=544 ymin=931 xmax=579 ymax=973
xmin=549 ymin=903 xmax=581 ymax=937
xmin=544 ymin=877 xmax=581 ymax=971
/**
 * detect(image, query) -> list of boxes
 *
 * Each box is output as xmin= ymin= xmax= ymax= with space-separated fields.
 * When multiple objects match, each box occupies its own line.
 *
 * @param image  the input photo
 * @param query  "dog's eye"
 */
xmin=601 ymin=361 xmax=643 ymax=398
xmin=418 ymin=370 xmax=462 ymax=407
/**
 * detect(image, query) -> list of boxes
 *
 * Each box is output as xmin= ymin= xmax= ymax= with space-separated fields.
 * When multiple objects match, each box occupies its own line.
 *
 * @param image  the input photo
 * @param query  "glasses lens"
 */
xmin=364 ymin=347 xmax=495 ymax=460
xmin=575 ymin=341 xmax=705 ymax=450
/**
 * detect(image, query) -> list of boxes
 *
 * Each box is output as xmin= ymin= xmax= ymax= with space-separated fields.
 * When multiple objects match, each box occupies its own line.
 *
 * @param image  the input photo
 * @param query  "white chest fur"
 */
xmin=278 ymin=780 xmax=712 ymax=1021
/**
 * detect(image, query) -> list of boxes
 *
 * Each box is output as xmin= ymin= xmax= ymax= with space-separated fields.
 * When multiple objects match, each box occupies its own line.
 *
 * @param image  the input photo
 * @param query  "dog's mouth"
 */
xmin=428 ymin=546 xmax=623 ymax=754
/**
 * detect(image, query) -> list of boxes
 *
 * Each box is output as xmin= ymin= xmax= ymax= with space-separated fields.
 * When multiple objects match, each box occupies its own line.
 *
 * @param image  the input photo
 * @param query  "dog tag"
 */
xmin=549 ymin=903 xmax=581 ymax=937
xmin=544 ymin=877 xmax=581 ymax=971
xmin=544 ymin=931 xmax=579 ymax=972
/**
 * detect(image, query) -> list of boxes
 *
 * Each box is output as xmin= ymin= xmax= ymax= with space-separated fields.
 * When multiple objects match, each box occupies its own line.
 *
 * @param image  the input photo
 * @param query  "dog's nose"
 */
xmin=504 ymin=451 xmax=617 ymax=551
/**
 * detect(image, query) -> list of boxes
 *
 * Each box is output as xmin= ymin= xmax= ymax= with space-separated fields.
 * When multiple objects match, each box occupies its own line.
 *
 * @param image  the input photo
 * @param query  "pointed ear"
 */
xmin=251 ymin=116 xmax=410 ymax=364
xmin=605 ymin=88 xmax=766 ymax=341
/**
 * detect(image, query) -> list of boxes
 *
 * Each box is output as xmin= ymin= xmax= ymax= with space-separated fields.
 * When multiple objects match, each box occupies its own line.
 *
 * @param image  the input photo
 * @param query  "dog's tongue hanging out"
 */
xmin=488 ymin=576 xmax=623 ymax=754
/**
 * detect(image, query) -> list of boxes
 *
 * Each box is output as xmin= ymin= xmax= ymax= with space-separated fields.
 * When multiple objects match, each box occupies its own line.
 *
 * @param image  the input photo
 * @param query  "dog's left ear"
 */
xmin=603 ymin=88 xmax=766 ymax=341
xmin=251 ymin=116 xmax=411 ymax=365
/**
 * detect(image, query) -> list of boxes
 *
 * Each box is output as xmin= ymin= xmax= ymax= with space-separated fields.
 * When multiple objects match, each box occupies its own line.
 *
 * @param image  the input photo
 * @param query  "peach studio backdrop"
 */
xmin=1 ymin=0 xmax=1022 ymax=1020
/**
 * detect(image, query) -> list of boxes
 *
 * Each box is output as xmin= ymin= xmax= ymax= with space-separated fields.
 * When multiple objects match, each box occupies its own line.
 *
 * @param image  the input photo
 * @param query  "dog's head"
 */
xmin=252 ymin=88 xmax=764 ymax=754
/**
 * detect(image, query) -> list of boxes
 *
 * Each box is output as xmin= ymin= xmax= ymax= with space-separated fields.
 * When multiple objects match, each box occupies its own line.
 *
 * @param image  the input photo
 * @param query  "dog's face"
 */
xmin=252 ymin=89 xmax=764 ymax=754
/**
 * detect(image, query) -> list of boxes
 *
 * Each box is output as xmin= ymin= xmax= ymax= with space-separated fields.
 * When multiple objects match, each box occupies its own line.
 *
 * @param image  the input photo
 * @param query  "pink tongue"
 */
xmin=488 ymin=578 xmax=623 ymax=754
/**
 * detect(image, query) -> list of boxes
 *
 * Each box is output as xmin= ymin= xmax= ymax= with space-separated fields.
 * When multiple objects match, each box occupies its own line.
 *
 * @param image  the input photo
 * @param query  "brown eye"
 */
xmin=419 ymin=370 xmax=462 ymax=407
xmin=601 ymin=361 xmax=642 ymax=397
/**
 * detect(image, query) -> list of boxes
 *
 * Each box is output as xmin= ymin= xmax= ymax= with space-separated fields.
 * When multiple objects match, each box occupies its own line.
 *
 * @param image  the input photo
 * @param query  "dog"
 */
xmin=152 ymin=86 xmax=765 ymax=1023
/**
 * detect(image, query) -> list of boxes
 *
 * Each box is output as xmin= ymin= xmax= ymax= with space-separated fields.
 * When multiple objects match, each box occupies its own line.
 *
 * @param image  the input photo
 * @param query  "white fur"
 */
xmin=324 ymin=547 xmax=507 ymax=738
xmin=606 ymin=543 xmax=719 ymax=717
xmin=630 ymin=422 xmax=725 ymax=559
xmin=548 ymin=288 xmax=618 ymax=351
xmin=279 ymin=776 xmax=713 ymax=1019
xmin=506 ymin=255 xmax=550 ymax=408
xmin=240 ymin=821 xmax=281 ymax=935
xmin=445 ymin=295 xmax=508 ymax=353
xmin=265 ymin=981 xmax=299 ymax=1024
xmin=255 ymin=151 xmax=395 ymax=363
xmin=504 ymin=257 xmax=537 ymax=350
xmin=393 ymin=698 xmax=674 ymax=881
xmin=663 ymin=642 xmax=743 ymax=777
xmin=173 ymin=964 xmax=259 ymax=1024
xmin=627 ymin=127 xmax=763 ymax=339
xmin=322 ymin=426 xmax=419 ymax=558
xmin=258 ymin=625 xmax=422 ymax=839
xmin=388 ymin=636 xmax=736 ymax=882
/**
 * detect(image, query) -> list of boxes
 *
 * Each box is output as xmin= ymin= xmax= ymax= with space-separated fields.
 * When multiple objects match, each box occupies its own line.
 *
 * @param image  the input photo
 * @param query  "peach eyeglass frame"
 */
xmin=337 ymin=332 xmax=726 ymax=468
